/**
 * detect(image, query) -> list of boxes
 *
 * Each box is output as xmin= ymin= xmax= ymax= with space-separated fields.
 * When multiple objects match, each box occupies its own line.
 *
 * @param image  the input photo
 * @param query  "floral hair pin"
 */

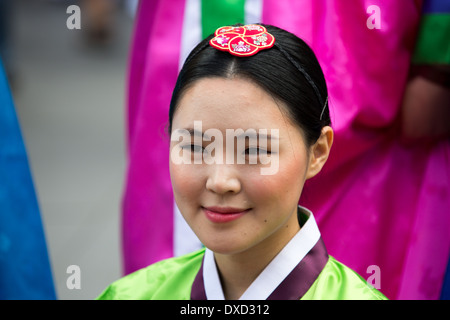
xmin=209 ymin=24 xmax=275 ymax=57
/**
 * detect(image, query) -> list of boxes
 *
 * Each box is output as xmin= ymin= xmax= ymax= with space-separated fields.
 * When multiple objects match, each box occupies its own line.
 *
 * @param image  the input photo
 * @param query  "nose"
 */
xmin=206 ymin=164 xmax=241 ymax=195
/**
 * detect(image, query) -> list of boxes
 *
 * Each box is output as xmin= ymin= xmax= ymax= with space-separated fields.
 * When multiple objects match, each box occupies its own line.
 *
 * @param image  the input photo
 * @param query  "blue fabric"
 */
xmin=441 ymin=255 xmax=450 ymax=300
xmin=0 ymin=60 xmax=56 ymax=299
xmin=423 ymin=0 xmax=450 ymax=14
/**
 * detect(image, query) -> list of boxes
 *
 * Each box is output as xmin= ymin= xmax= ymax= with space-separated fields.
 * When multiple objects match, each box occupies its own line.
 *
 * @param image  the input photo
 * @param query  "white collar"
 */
xmin=203 ymin=206 xmax=321 ymax=300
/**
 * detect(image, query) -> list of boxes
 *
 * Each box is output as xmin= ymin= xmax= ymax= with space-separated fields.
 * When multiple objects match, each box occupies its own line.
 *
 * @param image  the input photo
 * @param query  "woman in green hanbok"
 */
xmin=98 ymin=24 xmax=387 ymax=301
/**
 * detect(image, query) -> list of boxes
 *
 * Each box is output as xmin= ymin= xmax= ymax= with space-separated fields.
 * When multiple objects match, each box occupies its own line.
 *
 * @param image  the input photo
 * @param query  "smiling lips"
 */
xmin=202 ymin=206 xmax=251 ymax=223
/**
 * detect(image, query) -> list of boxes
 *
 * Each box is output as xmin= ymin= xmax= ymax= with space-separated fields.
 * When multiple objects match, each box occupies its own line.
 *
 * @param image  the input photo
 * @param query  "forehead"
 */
xmin=173 ymin=77 xmax=292 ymax=131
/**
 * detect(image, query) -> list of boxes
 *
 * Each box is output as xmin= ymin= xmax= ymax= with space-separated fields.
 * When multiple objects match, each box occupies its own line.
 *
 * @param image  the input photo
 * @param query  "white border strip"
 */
xmin=178 ymin=0 xmax=202 ymax=69
xmin=174 ymin=0 xmax=203 ymax=257
xmin=245 ymin=0 xmax=263 ymax=24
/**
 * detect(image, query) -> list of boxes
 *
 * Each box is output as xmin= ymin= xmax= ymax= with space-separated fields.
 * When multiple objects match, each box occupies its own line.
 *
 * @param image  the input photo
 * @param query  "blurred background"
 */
xmin=1 ymin=0 xmax=137 ymax=299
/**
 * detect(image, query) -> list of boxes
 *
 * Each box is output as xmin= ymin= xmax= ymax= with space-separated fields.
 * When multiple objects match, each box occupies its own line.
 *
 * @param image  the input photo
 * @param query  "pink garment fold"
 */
xmin=264 ymin=0 xmax=450 ymax=299
xmin=122 ymin=0 xmax=186 ymax=274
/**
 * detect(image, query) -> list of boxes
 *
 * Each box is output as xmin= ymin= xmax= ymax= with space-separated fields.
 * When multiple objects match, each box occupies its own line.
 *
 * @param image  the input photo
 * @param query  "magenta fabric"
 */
xmin=123 ymin=0 xmax=186 ymax=274
xmin=262 ymin=0 xmax=450 ymax=299
xmin=123 ymin=0 xmax=450 ymax=299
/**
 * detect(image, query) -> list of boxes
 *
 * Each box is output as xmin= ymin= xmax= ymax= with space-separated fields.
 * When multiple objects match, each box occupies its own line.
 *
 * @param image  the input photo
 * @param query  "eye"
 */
xmin=245 ymin=147 xmax=259 ymax=155
xmin=181 ymin=144 xmax=204 ymax=153
xmin=244 ymin=147 xmax=271 ymax=156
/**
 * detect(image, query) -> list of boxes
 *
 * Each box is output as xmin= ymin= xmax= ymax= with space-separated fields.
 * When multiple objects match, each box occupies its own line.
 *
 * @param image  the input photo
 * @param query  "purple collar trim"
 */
xmin=191 ymin=259 xmax=207 ymax=300
xmin=190 ymin=237 xmax=328 ymax=300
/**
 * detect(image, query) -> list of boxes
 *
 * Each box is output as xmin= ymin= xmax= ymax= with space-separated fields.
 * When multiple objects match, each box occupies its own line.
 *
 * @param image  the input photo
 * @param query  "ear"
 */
xmin=305 ymin=126 xmax=333 ymax=180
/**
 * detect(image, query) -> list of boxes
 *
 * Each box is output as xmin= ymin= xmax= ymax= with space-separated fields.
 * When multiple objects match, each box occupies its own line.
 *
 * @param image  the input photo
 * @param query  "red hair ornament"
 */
xmin=209 ymin=24 xmax=275 ymax=57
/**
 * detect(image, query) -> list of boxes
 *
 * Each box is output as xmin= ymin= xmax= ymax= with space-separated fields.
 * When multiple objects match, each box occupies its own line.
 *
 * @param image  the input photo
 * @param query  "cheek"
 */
xmin=169 ymin=163 xmax=202 ymax=205
xmin=248 ymin=153 xmax=308 ymax=205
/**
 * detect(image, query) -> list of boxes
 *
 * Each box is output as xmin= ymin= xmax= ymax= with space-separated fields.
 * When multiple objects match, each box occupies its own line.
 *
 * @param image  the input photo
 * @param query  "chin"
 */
xmin=202 ymin=236 xmax=251 ymax=256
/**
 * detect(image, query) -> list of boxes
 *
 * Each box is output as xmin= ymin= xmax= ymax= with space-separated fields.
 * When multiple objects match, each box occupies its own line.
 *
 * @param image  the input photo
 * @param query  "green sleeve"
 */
xmin=412 ymin=14 xmax=450 ymax=65
xmin=96 ymin=249 xmax=205 ymax=300
xmin=302 ymin=256 xmax=388 ymax=300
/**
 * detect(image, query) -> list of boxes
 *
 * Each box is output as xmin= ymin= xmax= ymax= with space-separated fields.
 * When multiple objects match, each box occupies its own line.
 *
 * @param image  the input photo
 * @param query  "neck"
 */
xmin=213 ymin=215 xmax=300 ymax=300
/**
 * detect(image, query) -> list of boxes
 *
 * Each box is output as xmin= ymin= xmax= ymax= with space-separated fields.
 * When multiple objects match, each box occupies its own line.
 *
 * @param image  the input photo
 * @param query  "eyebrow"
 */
xmin=175 ymin=128 xmax=280 ymax=140
xmin=175 ymin=128 xmax=210 ymax=140
xmin=233 ymin=130 xmax=279 ymax=140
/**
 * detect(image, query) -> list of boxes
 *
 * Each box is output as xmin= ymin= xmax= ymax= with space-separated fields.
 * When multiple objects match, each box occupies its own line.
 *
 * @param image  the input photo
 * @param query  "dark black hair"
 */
xmin=168 ymin=24 xmax=330 ymax=146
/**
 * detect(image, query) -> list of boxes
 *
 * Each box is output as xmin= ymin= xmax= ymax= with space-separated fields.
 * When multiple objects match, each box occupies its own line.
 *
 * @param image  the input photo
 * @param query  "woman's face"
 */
xmin=169 ymin=77 xmax=317 ymax=255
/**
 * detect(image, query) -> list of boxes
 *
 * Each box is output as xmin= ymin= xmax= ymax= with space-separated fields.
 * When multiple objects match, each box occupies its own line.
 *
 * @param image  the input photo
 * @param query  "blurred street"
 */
xmin=3 ymin=0 xmax=135 ymax=299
